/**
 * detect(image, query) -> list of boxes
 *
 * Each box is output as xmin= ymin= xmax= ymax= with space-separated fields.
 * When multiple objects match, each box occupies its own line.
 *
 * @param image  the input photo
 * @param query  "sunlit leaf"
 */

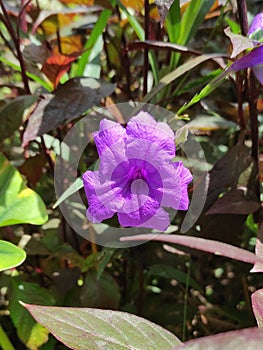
xmin=23 ymin=303 xmax=181 ymax=350
xmin=0 ymin=240 xmax=26 ymax=272
xmin=76 ymin=9 xmax=112 ymax=76
xmin=178 ymin=0 xmax=215 ymax=46
xmin=32 ymin=6 xmax=102 ymax=34
xmin=0 ymin=153 xmax=48 ymax=226
xmin=52 ymin=35 xmax=83 ymax=55
xmin=41 ymin=53 xmax=79 ymax=88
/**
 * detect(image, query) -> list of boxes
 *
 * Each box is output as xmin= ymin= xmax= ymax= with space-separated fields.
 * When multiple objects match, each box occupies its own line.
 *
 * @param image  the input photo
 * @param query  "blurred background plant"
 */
xmin=0 ymin=0 xmax=263 ymax=349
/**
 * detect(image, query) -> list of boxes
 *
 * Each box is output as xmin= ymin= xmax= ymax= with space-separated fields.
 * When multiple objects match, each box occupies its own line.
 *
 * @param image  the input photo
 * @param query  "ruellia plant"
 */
xmin=0 ymin=0 xmax=262 ymax=349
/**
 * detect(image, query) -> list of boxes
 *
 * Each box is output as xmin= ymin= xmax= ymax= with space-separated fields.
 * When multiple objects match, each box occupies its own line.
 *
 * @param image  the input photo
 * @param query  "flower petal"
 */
xmin=93 ymin=119 xmax=126 ymax=156
xmin=125 ymin=138 xmax=172 ymax=165
xmin=82 ymin=170 xmax=115 ymax=222
xmin=230 ymin=45 xmax=263 ymax=72
xmin=248 ymin=13 xmax=263 ymax=36
xmin=117 ymin=197 xmax=170 ymax=230
xmin=126 ymin=111 xmax=175 ymax=157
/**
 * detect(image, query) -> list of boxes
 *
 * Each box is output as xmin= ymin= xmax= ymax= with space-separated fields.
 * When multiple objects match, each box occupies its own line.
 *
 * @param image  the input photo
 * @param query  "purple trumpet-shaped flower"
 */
xmin=230 ymin=13 xmax=263 ymax=84
xmin=82 ymin=112 xmax=192 ymax=231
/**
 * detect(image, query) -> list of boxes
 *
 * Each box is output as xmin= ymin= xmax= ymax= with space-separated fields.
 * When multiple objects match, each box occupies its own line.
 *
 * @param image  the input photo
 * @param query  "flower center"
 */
xmin=130 ymin=178 xmax=149 ymax=196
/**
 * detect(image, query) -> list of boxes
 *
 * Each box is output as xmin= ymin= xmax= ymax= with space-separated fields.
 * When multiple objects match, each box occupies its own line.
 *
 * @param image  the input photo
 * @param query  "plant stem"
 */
xmin=237 ymin=0 xmax=248 ymax=35
xmin=0 ymin=325 xmax=16 ymax=350
xmin=0 ymin=0 xmax=31 ymax=94
xmin=237 ymin=0 xmax=260 ymax=200
xmin=182 ymin=260 xmax=191 ymax=342
xmin=143 ymin=0 xmax=149 ymax=96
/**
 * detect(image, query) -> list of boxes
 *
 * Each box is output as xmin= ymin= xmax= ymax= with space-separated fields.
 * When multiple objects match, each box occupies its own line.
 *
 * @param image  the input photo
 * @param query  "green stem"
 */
xmin=182 ymin=260 xmax=191 ymax=342
xmin=0 ymin=325 xmax=16 ymax=350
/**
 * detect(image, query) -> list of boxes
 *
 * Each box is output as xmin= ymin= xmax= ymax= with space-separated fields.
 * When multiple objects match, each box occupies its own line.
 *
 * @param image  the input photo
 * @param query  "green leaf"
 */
xmin=80 ymin=271 xmax=120 ymax=309
xmin=141 ymin=53 xmax=224 ymax=105
xmin=0 ymin=95 xmax=38 ymax=143
xmin=115 ymin=0 xmax=159 ymax=83
xmin=53 ymin=177 xmax=83 ymax=209
xmin=178 ymin=0 xmax=215 ymax=46
xmin=0 ymin=153 xmax=48 ymax=226
xmin=0 ymin=240 xmax=26 ymax=272
xmin=0 ymin=57 xmax=52 ymax=92
xmin=77 ymin=9 xmax=112 ymax=76
xmin=148 ymin=264 xmax=201 ymax=291
xmin=9 ymin=280 xmax=55 ymax=348
xmin=23 ymin=303 xmax=181 ymax=350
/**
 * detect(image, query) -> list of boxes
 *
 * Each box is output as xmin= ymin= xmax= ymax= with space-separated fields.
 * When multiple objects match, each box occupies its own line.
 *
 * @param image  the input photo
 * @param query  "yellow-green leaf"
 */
xmin=0 ymin=153 xmax=48 ymax=226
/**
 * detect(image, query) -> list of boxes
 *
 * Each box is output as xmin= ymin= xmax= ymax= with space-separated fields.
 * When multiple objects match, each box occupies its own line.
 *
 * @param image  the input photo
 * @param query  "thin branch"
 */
xmin=16 ymin=0 xmax=32 ymax=40
xmin=0 ymin=0 xmax=30 ymax=93
xmin=143 ymin=0 xmax=149 ymax=96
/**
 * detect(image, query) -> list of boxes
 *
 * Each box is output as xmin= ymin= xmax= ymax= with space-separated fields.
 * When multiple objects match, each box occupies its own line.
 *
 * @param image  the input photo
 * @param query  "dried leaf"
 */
xmin=41 ymin=53 xmax=79 ymax=88
xmin=154 ymin=0 xmax=174 ymax=25
xmin=224 ymin=27 xmax=254 ymax=58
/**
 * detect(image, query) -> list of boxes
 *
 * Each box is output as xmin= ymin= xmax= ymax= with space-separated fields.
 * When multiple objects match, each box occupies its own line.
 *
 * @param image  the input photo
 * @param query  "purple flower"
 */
xmin=82 ymin=112 xmax=192 ymax=231
xmin=230 ymin=13 xmax=263 ymax=84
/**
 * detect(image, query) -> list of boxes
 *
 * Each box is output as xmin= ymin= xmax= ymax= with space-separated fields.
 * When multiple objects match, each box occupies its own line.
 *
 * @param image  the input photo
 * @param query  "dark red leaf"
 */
xmin=206 ymin=188 xmax=260 ymax=215
xmin=22 ymin=78 xmax=115 ymax=147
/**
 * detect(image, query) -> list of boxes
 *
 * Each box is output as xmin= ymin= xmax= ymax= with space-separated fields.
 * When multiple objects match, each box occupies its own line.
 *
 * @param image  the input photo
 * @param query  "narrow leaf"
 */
xmin=120 ymin=234 xmax=263 ymax=265
xmin=77 ymin=9 xmax=112 ymax=76
xmin=23 ymin=304 xmax=181 ymax=350
xmin=142 ymin=53 xmax=224 ymax=104
xmin=53 ymin=177 xmax=83 ymax=209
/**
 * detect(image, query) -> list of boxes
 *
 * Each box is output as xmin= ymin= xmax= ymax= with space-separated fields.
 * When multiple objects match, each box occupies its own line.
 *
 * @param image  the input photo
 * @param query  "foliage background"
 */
xmin=0 ymin=0 xmax=262 ymax=349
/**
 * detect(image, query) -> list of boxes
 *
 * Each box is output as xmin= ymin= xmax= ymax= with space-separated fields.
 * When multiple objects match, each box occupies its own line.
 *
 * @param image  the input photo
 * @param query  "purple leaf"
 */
xmin=251 ymin=222 xmax=263 ymax=273
xmin=251 ymin=288 xmax=263 ymax=327
xmin=120 ymin=234 xmax=263 ymax=265
xmin=22 ymin=78 xmax=115 ymax=147
xmin=171 ymin=327 xmax=263 ymax=349
xmin=205 ymin=188 xmax=260 ymax=215
xmin=22 ymin=303 xmax=181 ymax=350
